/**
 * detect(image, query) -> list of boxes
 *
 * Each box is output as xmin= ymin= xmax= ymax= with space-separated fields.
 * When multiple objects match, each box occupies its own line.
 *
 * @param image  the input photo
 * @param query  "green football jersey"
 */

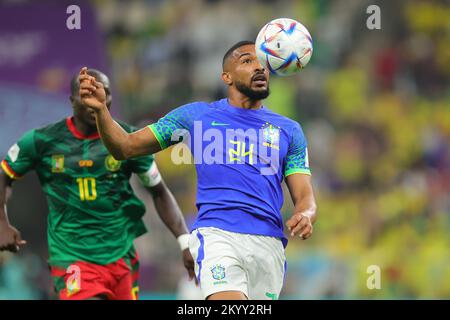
xmin=1 ymin=117 xmax=156 ymax=266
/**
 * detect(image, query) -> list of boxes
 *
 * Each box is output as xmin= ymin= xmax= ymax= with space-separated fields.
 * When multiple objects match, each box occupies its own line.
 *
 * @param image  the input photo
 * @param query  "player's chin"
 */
xmin=250 ymin=87 xmax=270 ymax=99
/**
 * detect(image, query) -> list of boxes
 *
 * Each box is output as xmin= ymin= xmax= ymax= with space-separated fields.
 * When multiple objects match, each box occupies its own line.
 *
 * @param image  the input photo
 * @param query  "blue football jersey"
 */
xmin=148 ymin=98 xmax=310 ymax=246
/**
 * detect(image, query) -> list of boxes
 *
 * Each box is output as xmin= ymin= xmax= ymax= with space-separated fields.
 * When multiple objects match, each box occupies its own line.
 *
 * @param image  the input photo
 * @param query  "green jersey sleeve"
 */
xmin=1 ymin=130 xmax=39 ymax=179
xmin=284 ymin=122 xmax=311 ymax=178
xmin=128 ymin=154 xmax=154 ymax=174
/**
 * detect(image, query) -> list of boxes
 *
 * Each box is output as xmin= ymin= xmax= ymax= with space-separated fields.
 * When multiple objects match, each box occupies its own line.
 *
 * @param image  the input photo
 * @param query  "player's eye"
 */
xmin=243 ymin=58 xmax=252 ymax=64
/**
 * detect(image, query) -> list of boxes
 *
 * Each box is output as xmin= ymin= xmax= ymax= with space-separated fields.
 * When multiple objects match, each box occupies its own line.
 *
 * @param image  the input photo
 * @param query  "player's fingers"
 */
xmin=301 ymin=231 xmax=312 ymax=240
xmin=79 ymin=74 xmax=95 ymax=85
xmin=286 ymin=213 xmax=304 ymax=230
xmin=285 ymin=216 xmax=298 ymax=230
xmin=88 ymin=76 xmax=97 ymax=86
xmin=80 ymin=82 xmax=97 ymax=91
xmin=79 ymin=74 xmax=92 ymax=85
xmin=14 ymin=230 xmax=22 ymax=242
xmin=290 ymin=220 xmax=308 ymax=236
xmin=79 ymin=67 xmax=88 ymax=76
xmin=93 ymin=81 xmax=104 ymax=89
xmin=14 ymin=232 xmax=26 ymax=247
xmin=79 ymin=75 xmax=90 ymax=83
xmin=80 ymin=89 xmax=94 ymax=96
xmin=299 ymin=224 xmax=313 ymax=240
xmin=287 ymin=214 xmax=305 ymax=234
xmin=80 ymin=80 xmax=95 ymax=87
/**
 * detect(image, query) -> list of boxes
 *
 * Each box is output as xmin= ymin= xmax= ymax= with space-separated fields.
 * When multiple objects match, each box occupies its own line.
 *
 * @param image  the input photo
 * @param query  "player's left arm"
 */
xmin=285 ymin=173 xmax=317 ymax=240
xmin=133 ymin=160 xmax=196 ymax=283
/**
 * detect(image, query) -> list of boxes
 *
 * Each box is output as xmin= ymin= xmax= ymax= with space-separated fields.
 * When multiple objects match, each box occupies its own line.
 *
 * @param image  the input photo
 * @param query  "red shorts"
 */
xmin=50 ymin=249 xmax=140 ymax=300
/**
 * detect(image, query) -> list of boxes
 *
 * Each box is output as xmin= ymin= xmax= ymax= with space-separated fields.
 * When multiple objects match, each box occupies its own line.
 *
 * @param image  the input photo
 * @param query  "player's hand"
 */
xmin=182 ymin=248 xmax=198 ymax=286
xmin=0 ymin=222 xmax=27 ymax=253
xmin=79 ymin=67 xmax=107 ymax=111
xmin=286 ymin=212 xmax=313 ymax=240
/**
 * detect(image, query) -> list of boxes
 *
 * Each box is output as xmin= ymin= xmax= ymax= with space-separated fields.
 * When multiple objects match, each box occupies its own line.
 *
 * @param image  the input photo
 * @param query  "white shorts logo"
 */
xmin=211 ymin=264 xmax=226 ymax=281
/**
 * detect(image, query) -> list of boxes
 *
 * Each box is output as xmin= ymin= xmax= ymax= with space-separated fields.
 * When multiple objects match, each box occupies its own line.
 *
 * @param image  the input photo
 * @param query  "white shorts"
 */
xmin=189 ymin=227 xmax=286 ymax=300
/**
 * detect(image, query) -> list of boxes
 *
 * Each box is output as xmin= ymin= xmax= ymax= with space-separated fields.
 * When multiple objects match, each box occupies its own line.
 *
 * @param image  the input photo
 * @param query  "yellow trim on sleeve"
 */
xmin=147 ymin=124 xmax=167 ymax=150
xmin=1 ymin=160 xmax=20 ymax=179
xmin=284 ymin=168 xmax=311 ymax=178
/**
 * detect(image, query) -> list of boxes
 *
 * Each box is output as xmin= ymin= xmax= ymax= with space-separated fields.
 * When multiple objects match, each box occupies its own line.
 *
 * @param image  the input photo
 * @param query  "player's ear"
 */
xmin=221 ymin=71 xmax=232 ymax=86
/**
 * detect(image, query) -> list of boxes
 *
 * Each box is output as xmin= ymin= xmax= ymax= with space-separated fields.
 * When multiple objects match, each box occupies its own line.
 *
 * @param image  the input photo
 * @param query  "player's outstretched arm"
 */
xmin=285 ymin=173 xmax=317 ymax=240
xmin=146 ymin=179 xmax=196 ymax=283
xmin=78 ymin=67 xmax=161 ymax=159
xmin=0 ymin=170 xmax=26 ymax=252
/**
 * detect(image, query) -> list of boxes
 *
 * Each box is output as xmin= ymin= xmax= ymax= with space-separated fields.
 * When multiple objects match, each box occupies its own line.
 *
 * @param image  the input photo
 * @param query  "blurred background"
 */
xmin=0 ymin=0 xmax=449 ymax=299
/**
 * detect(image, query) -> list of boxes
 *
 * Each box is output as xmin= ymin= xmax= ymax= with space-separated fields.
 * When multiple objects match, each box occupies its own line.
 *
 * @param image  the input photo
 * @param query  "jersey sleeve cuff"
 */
xmin=284 ymin=168 xmax=311 ymax=178
xmin=147 ymin=124 xmax=167 ymax=150
xmin=1 ymin=160 xmax=21 ymax=179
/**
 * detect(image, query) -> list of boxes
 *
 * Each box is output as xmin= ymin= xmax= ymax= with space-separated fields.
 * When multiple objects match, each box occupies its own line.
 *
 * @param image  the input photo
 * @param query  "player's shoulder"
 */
xmin=14 ymin=119 xmax=67 ymax=152
xmin=32 ymin=118 xmax=68 ymax=139
xmin=164 ymin=100 xmax=220 ymax=125
xmin=171 ymin=100 xmax=218 ymax=115
xmin=262 ymin=106 xmax=303 ymax=130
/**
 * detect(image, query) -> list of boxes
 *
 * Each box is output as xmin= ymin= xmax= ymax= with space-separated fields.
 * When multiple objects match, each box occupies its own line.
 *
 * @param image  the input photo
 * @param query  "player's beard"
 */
xmin=235 ymin=80 xmax=270 ymax=100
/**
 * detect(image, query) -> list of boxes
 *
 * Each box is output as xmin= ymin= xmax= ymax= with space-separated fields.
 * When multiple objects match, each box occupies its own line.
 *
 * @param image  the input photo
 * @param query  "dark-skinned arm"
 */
xmin=145 ymin=179 xmax=196 ymax=283
xmin=146 ymin=180 xmax=190 ymax=239
xmin=0 ymin=170 xmax=26 ymax=252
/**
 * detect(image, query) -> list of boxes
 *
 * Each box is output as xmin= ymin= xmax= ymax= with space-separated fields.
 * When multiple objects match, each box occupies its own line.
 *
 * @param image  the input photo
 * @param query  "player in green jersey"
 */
xmin=0 ymin=69 xmax=195 ymax=300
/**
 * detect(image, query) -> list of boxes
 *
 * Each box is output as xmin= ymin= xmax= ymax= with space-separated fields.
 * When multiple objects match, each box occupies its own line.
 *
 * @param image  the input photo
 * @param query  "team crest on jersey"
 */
xmin=105 ymin=155 xmax=121 ymax=172
xmin=261 ymin=123 xmax=280 ymax=150
xmin=211 ymin=264 xmax=226 ymax=281
xmin=51 ymin=155 xmax=65 ymax=173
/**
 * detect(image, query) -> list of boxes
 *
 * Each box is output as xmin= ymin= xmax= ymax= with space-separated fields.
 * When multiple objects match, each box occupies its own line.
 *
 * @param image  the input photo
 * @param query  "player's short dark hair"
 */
xmin=70 ymin=68 xmax=108 ymax=97
xmin=222 ymin=40 xmax=255 ymax=70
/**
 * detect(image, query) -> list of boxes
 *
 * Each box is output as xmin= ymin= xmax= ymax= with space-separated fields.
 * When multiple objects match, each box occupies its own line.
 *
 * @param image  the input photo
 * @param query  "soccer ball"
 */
xmin=255 ymin=18 xmax=313 ymax=76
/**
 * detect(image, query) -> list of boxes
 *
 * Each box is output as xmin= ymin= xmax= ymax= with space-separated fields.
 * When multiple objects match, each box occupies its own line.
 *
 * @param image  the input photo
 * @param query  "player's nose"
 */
xmin=255 ymin=61 xmax=265 ymax=73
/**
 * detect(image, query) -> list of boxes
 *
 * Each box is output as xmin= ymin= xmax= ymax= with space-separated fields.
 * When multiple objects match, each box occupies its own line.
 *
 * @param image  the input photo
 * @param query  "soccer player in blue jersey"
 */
xmin=78 ymin=40 xmax=317 ymax=300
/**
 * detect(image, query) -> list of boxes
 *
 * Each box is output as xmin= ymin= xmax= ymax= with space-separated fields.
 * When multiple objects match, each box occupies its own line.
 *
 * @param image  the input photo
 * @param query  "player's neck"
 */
xmin=228 ymin=93 xmax=262 ymax=110
xmin=72 ymin=117 xmax=98 ymax=136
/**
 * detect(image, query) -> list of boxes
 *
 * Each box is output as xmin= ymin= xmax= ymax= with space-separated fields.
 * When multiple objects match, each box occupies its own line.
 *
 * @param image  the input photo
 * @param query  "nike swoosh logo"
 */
xmin=211 ymin=121 xmax=230 ymax=126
